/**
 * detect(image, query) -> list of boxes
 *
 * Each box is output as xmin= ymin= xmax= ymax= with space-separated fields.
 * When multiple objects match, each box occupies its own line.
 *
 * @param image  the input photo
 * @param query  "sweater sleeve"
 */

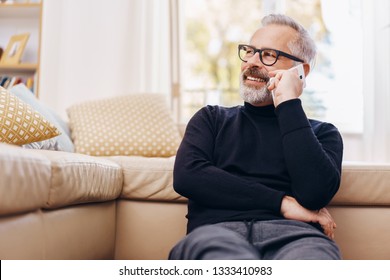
xmin=275 ymin=99 xmax=343 ymax=209
xmin=173 ymin=106 xmax=285 ymax=213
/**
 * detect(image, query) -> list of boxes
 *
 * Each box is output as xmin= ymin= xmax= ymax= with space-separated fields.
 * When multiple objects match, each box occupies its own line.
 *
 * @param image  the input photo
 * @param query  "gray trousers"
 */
xmin=169 ymin=220 xmax=341 ymax=260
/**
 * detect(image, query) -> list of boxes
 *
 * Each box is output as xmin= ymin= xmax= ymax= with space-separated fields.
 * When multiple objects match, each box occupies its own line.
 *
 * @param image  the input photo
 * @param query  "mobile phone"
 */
xmin=288 ymin=64 xmax=306 ymax=88
xmin=269 ymin=64 xmax=306 ymax=89
xmin=269 ymin=64 xmax=306 ymax=99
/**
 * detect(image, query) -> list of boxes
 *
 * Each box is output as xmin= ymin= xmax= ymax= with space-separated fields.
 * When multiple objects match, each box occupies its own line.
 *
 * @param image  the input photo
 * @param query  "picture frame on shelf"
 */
xmin=0 ymin=33 xmax=30 ymax=65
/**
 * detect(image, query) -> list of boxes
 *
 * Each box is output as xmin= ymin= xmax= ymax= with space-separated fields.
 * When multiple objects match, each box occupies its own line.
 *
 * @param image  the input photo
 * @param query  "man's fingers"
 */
xmin=323 ymin=224 xmax=335 ymax=240
xmin=317 ymin=209 xmax=337 ymax=240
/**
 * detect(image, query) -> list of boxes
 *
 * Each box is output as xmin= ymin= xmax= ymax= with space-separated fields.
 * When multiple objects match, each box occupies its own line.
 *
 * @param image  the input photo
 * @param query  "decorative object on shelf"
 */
xmin=0 ymin=33 xmax=30 ymax=65
xmin=0 ymin=47 xmax=3 ymax=60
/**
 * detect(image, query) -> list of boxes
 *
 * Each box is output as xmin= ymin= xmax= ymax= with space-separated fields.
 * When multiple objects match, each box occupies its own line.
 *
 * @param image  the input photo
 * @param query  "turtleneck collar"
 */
xmin=243 ymin=102 xmax=276 ymax=117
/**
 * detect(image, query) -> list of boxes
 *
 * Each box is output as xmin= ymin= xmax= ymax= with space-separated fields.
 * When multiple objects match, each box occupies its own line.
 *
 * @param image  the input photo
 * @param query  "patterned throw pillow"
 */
xmin=0 ymin=86 xmax=61 ymax=145
xmin=67 ymin=94 xmax=182 ymax=157
xmin=10 ymin=84 xmax=74 ymax=152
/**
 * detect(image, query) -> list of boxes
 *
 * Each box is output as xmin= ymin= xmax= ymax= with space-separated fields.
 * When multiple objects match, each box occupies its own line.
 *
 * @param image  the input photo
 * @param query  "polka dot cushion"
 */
xmin=0 ymin=86 xmax=60 ymax=145
xmin=67 ymin=94 xmax=182 ymax=157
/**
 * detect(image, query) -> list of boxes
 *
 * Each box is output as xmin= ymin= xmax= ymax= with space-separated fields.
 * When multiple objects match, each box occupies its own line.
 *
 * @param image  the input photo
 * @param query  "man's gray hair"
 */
xmin=261 ymin=14 xmax=316 ymax=67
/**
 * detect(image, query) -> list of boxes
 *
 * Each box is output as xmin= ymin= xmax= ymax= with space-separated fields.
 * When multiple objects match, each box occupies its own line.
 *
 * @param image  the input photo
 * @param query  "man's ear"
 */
xmin=303 ymin=63 xmax=310 ymax=77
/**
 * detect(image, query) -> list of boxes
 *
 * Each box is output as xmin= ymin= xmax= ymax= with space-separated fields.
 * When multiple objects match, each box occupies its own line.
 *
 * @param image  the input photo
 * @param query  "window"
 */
xmin=179 ymin=0 xmax=363 ymax=134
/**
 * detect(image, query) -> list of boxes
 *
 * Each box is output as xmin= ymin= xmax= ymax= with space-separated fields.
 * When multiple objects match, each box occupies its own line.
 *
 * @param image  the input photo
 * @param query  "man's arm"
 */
xmin=276 ymin=99 xmax=343 ymax=210
xmin=173 ymin=106 xmax=285 ymax=213
xmin=269 ymin=70 xmax=343 ymax=210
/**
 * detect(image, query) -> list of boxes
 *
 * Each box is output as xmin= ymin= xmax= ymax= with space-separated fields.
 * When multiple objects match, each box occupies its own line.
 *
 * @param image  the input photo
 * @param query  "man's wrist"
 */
xmin=280 ymin=195 xmax=292 ymax=216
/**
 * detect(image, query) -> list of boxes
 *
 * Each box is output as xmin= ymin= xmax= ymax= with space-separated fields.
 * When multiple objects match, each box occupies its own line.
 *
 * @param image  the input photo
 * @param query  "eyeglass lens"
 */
xmin=239 ymin=45 xmax=278 ymax=66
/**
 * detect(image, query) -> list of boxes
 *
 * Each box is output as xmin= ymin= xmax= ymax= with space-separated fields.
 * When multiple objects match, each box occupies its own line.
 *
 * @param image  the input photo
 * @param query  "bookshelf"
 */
xmin=0 ymin=1 xmax=43 ymax=96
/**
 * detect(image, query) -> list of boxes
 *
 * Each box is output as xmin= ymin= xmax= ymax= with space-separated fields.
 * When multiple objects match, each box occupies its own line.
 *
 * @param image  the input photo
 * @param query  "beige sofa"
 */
xmin=1 ymin=142 xmax=390 ymax=260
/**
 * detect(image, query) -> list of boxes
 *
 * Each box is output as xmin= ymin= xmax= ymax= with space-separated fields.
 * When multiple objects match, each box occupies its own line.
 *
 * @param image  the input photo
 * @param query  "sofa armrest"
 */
xmin=331 ymin=161 xmax=390 ymax=206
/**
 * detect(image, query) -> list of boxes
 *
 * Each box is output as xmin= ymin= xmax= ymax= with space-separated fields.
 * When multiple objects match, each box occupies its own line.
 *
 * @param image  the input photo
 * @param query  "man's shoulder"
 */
xmin=190 ymin=105 xmax=243 ymax=126
xmin=309 ymin=118 xmax=340 ymax=135
xmin=196 ymin=104 xmax=243 ymax=118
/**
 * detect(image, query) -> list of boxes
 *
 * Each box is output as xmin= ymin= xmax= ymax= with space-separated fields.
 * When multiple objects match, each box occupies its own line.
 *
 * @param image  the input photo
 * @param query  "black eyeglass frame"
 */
xmin=238 ymin=44 xmax=304 ymax=66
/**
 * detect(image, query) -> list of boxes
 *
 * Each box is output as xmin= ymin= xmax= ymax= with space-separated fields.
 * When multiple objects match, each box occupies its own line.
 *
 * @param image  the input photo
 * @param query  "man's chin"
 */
xmin=240 ymin=88 xmax=272 ymax=105
xmin=243 ymin=81 xmax=266 ymax=91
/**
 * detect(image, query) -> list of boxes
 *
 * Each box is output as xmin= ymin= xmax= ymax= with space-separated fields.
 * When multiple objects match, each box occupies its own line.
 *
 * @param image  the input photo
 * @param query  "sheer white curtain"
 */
xmin=317 ymin=0 xmax=390 ymax=162
xmin=361 ymin=0 xmax=390 ymax=162
xmin=128 ymin=0 xmax=171 ymax=95
xmin=40 ymin=0 xmax=171 ymax=118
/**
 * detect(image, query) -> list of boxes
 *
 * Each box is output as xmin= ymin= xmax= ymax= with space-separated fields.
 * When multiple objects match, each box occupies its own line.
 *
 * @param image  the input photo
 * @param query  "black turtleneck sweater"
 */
xmin=173 ymin=99 xmax=343 ymax=233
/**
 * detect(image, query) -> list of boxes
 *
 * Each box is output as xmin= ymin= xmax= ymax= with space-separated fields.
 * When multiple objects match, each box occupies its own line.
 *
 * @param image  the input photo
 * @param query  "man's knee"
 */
xmin=169 ymin=224 xmax=259 ymax=260
xmin=272 ymin=236 xmax=341 ymax=260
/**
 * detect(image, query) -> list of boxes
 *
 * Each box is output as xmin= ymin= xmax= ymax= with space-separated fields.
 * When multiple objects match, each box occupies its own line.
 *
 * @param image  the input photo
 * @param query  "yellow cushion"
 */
xmin=0 ymin=86 xmax=60 ymax=145
xmin=67 ymin=94 xmax=182 ymax=157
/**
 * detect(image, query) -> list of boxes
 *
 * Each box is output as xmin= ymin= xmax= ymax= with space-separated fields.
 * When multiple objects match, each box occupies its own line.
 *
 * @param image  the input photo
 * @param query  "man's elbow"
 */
xmin=173 ymin=167 xmax=192 ymax=197
xmin=294 ymin=176 xmax=341 ymax=210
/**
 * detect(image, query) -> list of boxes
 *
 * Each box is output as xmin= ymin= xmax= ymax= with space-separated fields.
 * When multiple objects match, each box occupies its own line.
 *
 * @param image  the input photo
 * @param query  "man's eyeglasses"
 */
xmin=238 ymin=44 xmax=304 ymax=66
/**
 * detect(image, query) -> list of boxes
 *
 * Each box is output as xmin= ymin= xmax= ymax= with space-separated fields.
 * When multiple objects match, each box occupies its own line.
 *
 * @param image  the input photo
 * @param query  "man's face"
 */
xmin=239 ymin=24 xmax=298 ymax=106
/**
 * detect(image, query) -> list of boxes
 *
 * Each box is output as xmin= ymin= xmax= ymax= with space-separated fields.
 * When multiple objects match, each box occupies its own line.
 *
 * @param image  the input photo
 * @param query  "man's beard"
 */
xmin=239 ymin=67 xmax=273 ymax=105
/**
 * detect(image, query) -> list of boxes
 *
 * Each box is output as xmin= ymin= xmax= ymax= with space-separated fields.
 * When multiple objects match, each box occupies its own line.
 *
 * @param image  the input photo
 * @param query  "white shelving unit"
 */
xmin=0 ymin=1 xmax=43 ymax=96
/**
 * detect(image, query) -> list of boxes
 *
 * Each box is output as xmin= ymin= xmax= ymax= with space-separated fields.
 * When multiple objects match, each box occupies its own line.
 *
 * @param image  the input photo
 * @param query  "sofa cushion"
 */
xmin=67 ymin=94 xmax=182 ymax=157
xmin=0 ymin=86 xmax=60 ymax=145
xmin=0 ymin=143 xmax=51 ymax=216
xmin=331 ymin=161 xmax=390 ymax=206
xmin=107 ymin=156 xmax=185 ymax=202
xmin=35 ymin=150 xmax=123 ymax=209
xmin=10 ymin=84 xmax=75 ymax=152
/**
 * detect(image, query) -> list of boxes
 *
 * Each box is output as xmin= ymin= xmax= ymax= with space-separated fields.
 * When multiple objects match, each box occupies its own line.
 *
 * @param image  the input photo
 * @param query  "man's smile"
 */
xmin=242 ymin=67 xmax=270 ymax=88
xmin=245 ymin=75 xmax=268 ymax=83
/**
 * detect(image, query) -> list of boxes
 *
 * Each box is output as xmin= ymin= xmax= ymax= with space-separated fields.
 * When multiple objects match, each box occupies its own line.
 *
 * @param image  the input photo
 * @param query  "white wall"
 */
xmin=39 ymin=0 xmax=170 ymax=119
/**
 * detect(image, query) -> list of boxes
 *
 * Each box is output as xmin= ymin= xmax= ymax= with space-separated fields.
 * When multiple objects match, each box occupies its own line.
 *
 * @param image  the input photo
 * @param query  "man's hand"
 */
xmin=280 ymin=196 xmax=337 ymax=239
xmin=267 ymin=68 xmax=304 ymax=107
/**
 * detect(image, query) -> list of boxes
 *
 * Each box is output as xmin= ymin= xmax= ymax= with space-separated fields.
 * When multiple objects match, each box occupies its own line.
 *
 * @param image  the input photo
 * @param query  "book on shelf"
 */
xmin=0 ymin=75 xmax=34 ymax=93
